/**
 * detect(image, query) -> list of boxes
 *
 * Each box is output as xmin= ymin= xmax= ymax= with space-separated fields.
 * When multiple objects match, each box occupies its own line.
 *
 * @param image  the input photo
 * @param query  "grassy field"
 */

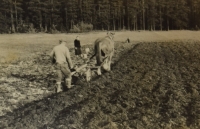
xmin=1 ymin=30 xmax=200 ymax=63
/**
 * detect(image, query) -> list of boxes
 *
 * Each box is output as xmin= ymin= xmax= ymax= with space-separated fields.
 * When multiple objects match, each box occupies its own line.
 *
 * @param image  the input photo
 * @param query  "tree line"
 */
xmin=0 ymin=0 xmax=200 ymax=33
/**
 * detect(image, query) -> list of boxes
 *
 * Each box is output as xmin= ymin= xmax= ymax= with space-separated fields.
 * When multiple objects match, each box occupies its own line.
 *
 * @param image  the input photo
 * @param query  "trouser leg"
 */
xmin=55 ymin=65 xmax=63 ymax=93
xmin=60 ymin=64 xmax=72 ymax=89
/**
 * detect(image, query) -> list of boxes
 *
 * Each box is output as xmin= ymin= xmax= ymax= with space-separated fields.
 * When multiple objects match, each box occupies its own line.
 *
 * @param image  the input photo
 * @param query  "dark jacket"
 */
xmin=74 ymin=39 xmax=81 ymax=48
xmin=74 ymin=39 xmax=82 ymax=55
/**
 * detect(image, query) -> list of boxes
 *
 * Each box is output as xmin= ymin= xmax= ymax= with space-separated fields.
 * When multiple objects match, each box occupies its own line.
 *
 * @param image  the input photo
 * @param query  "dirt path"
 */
xmin=1 ymin=40 xmax=200 ymax=129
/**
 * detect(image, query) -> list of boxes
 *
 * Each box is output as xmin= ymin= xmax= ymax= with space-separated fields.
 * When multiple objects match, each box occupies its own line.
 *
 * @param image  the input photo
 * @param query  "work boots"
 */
xmin=56 ymin=82 xmax=62 ymax=93
xmin=65 ymin=77 xmax=72 ymax=89
xmin=85 ymin=68 xmax=91 ymax=82
xmin=97 ymin=67 xmax=102 ymax=75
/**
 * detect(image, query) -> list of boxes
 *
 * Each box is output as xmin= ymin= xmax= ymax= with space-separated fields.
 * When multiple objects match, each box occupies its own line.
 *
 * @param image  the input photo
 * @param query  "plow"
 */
xmin=63 ymin=34 xmax=114 ymax=84
xmin=70 ymin=54 xmax=111 ymax=82
xmin=70 ymin=33 xmax=114 ymax=83
xmin=71 ymin=63 xmax=92 ymax=82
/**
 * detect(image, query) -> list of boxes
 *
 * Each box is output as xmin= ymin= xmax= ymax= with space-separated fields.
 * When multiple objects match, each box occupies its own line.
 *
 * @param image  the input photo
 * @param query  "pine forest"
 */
xmin=0 ymin=0 xmax=200 ymax=33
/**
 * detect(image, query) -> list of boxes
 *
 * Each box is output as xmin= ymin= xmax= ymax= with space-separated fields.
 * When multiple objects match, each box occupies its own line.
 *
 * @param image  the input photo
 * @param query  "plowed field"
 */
xmin=1 ymin=39 xmax=200 ymax=129
xmin=0 ymin=31 xmax=200 ymax=129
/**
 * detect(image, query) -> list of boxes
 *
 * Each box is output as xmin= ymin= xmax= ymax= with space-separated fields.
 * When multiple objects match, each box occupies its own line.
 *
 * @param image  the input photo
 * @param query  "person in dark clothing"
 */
xmin=74 ymin=36 xmax=82 ymax=57
xmin=126 ymin=37 xmax=130 ymax=43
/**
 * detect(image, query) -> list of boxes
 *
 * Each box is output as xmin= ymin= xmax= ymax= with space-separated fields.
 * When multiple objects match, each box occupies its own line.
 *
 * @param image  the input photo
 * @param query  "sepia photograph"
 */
xmin=0 ymin=0 xmax=200 ymax=128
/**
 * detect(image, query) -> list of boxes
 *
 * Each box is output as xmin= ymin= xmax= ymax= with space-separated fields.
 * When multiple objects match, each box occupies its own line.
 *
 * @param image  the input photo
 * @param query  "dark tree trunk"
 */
xmin=65 ymin=7 xmax=68 ymax=30
xmin=14 ymin=0 xmax=18 ymax=32
xmin=142 ymin=0 xmax=145 ymax=30
xmin=167 ymin=17 xmax=169 ymax=31
xmin=10 ymin=3 xmax=15 ymax=33
xmin=159 ymin=6 xmax=162 ymax=31
xmin=39 ymin=0 xmax=43 ymax=31
xmin=113 ymin=15 xmax=115 ymax=31
xmin=126 ymin=5 xmax=130 ymax=30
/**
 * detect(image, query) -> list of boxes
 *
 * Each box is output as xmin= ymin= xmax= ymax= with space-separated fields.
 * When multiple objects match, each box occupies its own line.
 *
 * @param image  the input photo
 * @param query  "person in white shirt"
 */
xmin=50 ymin=40 xmax=74 ymax=93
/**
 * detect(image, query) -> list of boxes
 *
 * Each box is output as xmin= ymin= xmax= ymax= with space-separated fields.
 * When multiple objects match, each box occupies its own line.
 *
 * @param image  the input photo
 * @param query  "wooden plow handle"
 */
xmin=71 ymin=64 xmax=88 ymax=75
